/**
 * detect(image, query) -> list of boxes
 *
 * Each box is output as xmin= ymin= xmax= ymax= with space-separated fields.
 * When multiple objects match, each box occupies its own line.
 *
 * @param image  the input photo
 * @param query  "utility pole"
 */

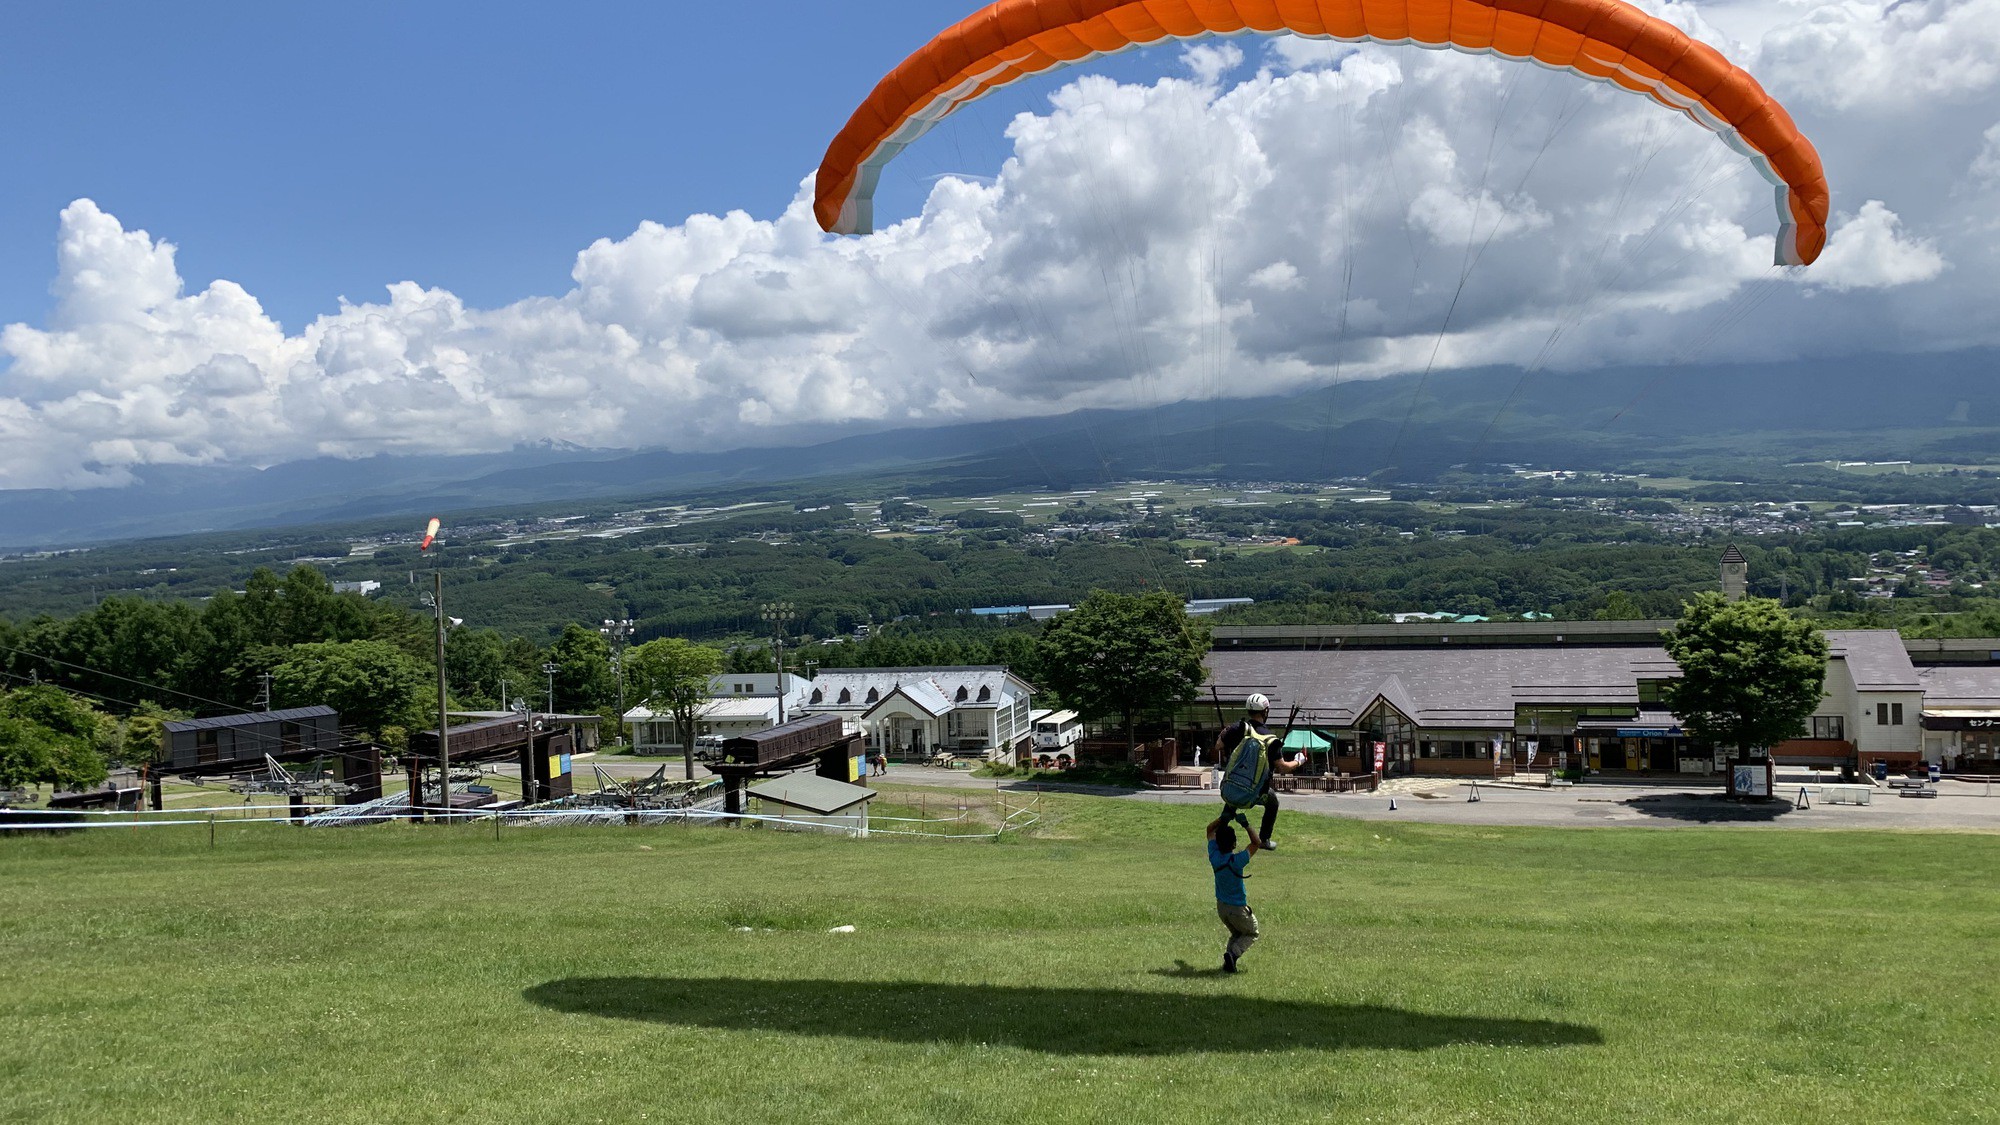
xmin=542 ymin=661 xmax=559 ymax=715
xmin=434 ymin=571 xmax=450 ymax=819
xmin=257 ymin=671 xmax=275 ymax=712
xmin=760 ymin=602 xmax=795 ymax=725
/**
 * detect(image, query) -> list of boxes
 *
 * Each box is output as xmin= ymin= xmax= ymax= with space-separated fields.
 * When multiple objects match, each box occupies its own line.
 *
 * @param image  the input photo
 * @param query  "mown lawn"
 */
xmin=1 ymin=794 xmax=1996 ymax=1123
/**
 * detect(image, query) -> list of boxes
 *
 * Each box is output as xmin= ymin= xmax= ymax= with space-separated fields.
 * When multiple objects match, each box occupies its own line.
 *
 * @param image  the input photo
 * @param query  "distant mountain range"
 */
xmin=1 ymin=348 xmax=1994 ymax=550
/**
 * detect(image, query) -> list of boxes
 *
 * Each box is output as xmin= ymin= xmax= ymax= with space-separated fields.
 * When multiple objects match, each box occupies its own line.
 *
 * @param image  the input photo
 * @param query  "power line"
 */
xmin=0 ymin=642 xmax=248 ymax=713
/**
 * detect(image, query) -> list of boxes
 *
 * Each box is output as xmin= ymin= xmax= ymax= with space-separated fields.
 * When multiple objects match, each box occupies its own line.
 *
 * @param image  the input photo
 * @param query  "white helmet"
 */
xmin=1245 ymin=693 xmax=1270 ymax=715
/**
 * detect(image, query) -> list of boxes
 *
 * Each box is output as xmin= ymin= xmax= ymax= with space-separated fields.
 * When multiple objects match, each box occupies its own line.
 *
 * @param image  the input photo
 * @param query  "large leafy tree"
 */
xmin=1662 ymin=594 xmax=1828 ymax=759
xmin=1036 ymin=590 xmax=1209 ymax=749
xmin=624 ymin=638 xmax=723 ymax=778
xmin=444 ymin=628 xmax=536 ymax=710
xmin=270 ymin=640 xmax=432 ymax=736
xmin=546 ymin=624 xmax=616 ymax=712
xmin=0 ymin=686 xmax=110 ymax=792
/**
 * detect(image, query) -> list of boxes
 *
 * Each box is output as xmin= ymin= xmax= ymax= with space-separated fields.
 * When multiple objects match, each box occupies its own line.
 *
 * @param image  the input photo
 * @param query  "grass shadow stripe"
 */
xmin=523 ymin=976 xmax=1603 ymax=1055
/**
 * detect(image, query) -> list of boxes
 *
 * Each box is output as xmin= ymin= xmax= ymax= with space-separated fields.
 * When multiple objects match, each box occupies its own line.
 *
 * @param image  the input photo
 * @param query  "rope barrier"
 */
xmin=0 ymin=792 xmax=1050 ymax=838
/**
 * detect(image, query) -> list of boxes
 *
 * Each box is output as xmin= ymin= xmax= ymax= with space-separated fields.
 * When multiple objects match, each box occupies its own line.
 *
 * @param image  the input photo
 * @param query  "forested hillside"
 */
xmin=11 ymin=483 xmax=2000 ymax=743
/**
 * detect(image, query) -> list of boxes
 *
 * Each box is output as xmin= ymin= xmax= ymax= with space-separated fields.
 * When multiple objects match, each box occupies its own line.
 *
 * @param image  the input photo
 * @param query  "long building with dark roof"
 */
xmin=1198 ymin=624 xmax=1925 ymax=778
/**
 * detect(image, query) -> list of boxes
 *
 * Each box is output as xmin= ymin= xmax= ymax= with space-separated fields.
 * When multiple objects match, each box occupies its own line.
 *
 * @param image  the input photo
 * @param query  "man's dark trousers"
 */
xmin=1221 ymin=788 xmax=1279 ymax=843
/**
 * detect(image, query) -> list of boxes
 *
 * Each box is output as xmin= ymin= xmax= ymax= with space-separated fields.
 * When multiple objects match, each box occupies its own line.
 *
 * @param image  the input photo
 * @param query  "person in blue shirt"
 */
xmin=1206 ymin=814 xmax=1261 ymax=973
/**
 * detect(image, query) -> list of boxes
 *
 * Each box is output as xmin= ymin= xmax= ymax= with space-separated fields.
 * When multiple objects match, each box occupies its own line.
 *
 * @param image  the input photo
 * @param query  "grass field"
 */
xmin=3 ymin=792 xmax=1997 ymax=1123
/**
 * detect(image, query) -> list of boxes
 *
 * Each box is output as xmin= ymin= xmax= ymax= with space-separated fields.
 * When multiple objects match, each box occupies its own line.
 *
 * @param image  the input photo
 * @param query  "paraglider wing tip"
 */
xmin=816 ymin=190 xmax=874 ymax=236
xmin=1778 ymin=224 xmax=1825 ymax=267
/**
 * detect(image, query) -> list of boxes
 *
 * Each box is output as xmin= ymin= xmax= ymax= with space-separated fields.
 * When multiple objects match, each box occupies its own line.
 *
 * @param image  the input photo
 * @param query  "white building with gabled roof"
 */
xmin=797 ymin=666 xmax=1034 ymax=762
xmin=624 ymin=672 xmax=810 ymax=755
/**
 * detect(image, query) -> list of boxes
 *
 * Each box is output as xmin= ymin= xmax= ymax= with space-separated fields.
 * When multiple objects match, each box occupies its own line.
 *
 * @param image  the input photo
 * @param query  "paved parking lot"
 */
xmin=571 ymin=755 xmax=2000 ymax=830
xmin=875 ymin=765 xmax=2000 ymax=830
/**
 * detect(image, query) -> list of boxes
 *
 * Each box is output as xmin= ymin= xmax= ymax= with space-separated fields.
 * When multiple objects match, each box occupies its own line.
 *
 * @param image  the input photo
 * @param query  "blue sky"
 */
xmin=0 ymin=0 xmax=1174 ymax=331
xmin=0 ymin=0 xmax=1988 ymax=489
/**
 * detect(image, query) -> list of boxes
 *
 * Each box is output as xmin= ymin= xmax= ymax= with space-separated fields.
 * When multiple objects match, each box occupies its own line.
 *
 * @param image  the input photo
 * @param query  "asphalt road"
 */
xmin=565 ymin=756 xmax=2000 ymax=831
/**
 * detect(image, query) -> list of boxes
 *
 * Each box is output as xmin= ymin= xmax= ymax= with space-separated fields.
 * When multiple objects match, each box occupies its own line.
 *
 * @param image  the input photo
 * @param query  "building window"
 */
xmin=196 ymin=730 xmax=220 ymax=765
xmin=1892 ymin=702 xmax=1904 ymax=726
xmin=1811 ymin=716 xmax=1845 ymax=740
xmin=1877 ymin=702 xmax=1889 ymax=726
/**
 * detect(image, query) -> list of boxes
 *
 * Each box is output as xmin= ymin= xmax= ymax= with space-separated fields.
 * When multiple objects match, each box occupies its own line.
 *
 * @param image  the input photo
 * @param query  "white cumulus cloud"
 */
xmin=1807 ymin=201 xmax=1950 ymax=291
xmin=0 ymin=0 xmax=1992 ymax=490
xmin=1759 ymin=0 xmax=2000 ymax=110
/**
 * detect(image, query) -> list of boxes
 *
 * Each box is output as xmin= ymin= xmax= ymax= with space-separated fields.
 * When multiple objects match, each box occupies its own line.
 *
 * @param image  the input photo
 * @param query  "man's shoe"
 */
xmin=1259 ymin=839 xmax=1277 ymax=852
xmin=1222 ymin=953 xmax=1238 ymax=973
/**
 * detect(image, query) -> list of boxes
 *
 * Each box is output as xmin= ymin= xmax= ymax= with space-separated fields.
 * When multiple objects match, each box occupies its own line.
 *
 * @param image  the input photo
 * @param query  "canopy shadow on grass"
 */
xmin=523 ymin=976 xmax=1602 ymax=1055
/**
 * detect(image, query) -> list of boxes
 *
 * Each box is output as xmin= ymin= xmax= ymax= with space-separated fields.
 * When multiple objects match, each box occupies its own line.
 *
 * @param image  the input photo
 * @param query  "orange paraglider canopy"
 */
xmin=814 ymin=0 xmax=1828 ymax=265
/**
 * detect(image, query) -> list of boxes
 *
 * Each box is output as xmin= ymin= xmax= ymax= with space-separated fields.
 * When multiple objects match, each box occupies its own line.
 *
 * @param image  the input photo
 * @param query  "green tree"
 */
xmin=115 ymin=704 xmax=183 ymax=770
xmin=1036 ymin=590 xmax=1209 ymax=749
xmin=624 ymin=638 xmax=723 ymax=778
xmin=988 ymin=631 xmax=1043 ymax=684
xmin=547 ymin=624 xmax=615 ymax=712
xmin=271 ymin=641 xmax=432 ymax=735
xmin=0 ymin=686 xmax=110 ymax=792
xmin=725 ymin=645 xmax=777 ymax=674
xmin=1596 ymin=591 xmax=1648 ymax=621
xmin=1662 ymin=594 xmax=1828 ymax=762
xmin=444 ymin=628 xmax=514 ymax=710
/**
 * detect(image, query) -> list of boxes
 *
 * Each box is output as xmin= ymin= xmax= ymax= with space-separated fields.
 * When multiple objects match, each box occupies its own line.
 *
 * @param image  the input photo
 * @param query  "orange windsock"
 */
xmin=421 ymin=517 xmax=441 ymax=551
xmin=814 ymin=0 xmax=1828 ymax=265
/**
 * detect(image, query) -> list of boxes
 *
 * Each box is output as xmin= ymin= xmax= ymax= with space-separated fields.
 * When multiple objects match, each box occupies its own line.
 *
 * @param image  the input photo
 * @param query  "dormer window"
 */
xmin=955 ymin=686 xmax=969 ymax=702
xmin=977 ymin=686 xmax=992 ymax=702
xmin=866 ymin=687 xmax=880 ymax=703
xmin=838 ymin=688 xmax=852 ymax=704
xmin=810 ymin=689 xmax=824 ymax=705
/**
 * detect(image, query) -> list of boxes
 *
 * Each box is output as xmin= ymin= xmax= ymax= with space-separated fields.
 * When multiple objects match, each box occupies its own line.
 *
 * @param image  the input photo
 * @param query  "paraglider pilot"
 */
xmin=1214 ymin=693 xmax=1301 ymax=850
